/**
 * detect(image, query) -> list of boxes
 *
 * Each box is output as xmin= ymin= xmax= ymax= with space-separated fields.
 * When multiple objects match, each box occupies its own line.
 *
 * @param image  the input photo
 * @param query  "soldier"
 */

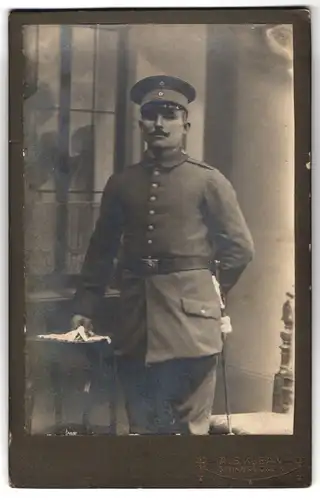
xmin=72 ymin=75 xmax=254 ymax=435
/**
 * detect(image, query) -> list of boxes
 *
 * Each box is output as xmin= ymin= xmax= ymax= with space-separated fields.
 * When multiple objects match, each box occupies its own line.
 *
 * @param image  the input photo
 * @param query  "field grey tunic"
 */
xmin=73 ymin=148 xmax=254 ymax=364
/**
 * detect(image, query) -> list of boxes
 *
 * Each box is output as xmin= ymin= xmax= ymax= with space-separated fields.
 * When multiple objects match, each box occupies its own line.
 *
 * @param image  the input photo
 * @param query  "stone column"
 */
xmin=205 ymin=25 xmax=294 ymax=413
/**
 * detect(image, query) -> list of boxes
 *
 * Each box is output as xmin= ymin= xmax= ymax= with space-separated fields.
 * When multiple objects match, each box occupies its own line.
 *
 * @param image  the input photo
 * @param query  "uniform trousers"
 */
xmin=117 ymin=354 xmax=219 ymax=435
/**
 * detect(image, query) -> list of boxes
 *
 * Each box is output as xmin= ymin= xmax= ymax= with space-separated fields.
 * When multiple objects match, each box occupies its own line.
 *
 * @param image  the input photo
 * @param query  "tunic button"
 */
xmin=152 ymin=183 xmax=159 ymax=188
xmin=154 ymin=170 xmax=160 ymax=176
xmin=149 ymin=209 xmax=155 ymax=215
xmin=147 ymin=239 xmax=153 ymax=244
xmin=150 ymin=195 xmax=157 ymax=201
xmin=148 ymin=225 xmax=154 ymax=231
xmin=201 ymin=308 xmax=206 ymax=315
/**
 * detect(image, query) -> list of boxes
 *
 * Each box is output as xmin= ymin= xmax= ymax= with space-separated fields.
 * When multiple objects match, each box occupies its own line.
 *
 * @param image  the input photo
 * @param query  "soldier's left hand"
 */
xmin=221 ymin=315 xmax=233 ymax=335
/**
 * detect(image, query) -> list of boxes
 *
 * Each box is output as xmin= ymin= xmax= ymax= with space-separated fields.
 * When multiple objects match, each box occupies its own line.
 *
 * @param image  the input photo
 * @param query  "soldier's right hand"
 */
xmin=71 ymin=314 xmax=93 ymax=333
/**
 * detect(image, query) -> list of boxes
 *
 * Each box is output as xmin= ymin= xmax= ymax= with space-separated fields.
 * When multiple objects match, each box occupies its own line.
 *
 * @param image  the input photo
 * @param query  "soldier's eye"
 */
xmin=161 ymin=110 xmax=176 ymax=120
xmin=141 ymin=109 xmax=157 ymax=121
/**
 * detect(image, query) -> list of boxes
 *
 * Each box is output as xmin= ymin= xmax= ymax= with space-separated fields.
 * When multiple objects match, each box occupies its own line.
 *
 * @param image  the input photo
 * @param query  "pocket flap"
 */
xmin=181 ymin=298 xmax=221 ymax=319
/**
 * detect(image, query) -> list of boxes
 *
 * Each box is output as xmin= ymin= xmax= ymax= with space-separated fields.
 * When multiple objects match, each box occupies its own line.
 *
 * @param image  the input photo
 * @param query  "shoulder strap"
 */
xmin=187 ymin=157 xmax=215 ymax=171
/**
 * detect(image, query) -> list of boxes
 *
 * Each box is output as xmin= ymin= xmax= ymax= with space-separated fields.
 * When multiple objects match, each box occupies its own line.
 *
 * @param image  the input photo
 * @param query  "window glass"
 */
xmin=70 ymin=26 xmax=95 ymax=110
xmin=93 ymin=112 xmax=115 ymax=203
xmin=37 ymin=25 xmax=61 ymax=107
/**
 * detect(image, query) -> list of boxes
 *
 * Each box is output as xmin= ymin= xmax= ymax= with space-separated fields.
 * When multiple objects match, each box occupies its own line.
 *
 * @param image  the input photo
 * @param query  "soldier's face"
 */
xmin=139 ymin=103 xmax=190 ymax=150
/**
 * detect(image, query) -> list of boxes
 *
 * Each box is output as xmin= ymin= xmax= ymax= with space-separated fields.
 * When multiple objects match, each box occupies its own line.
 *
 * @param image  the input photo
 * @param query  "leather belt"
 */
xmin=123 ymin=257 xmax=213 ymax=276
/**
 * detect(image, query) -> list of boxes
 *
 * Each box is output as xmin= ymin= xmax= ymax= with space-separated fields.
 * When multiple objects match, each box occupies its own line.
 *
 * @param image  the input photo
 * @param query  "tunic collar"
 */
xmin=142 ymin=148 xmax=188 ymax=169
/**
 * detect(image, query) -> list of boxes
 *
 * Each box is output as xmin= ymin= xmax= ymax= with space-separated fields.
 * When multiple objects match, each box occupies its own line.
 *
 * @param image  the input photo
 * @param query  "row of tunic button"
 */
xmin=147 ymin=170 xmax=160 ymax=247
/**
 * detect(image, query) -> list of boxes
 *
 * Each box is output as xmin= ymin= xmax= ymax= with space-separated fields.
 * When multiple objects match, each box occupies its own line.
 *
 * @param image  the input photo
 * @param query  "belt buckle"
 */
xmin=141 ymin=258 xmax=159 ymax=273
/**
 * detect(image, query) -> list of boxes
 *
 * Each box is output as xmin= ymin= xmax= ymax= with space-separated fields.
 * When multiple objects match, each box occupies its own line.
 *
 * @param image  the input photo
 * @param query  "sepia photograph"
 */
xmin=22 ymin=21 xmax=297 ymax=438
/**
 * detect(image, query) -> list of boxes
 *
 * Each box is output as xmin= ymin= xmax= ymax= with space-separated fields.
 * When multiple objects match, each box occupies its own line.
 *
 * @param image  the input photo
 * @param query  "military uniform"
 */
xmin=73 ymin=76 xmax=254 ymax=434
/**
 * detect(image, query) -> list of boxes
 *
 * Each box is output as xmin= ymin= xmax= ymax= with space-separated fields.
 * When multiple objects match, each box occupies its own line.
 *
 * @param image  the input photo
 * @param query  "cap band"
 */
xmin=141 ymin=89 xmax=189 ymax=110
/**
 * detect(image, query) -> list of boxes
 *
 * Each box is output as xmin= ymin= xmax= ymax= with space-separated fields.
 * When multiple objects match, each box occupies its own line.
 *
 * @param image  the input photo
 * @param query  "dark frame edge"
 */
xmin=291 ymin=6 xmax=312 ymax=485
xmin=7 ymin=7 xmax=312 ymax=26
xmin=8 ymin=13 xmax=28 ymax=488
xmin=8 ymin=7 xmax=312 ymax=488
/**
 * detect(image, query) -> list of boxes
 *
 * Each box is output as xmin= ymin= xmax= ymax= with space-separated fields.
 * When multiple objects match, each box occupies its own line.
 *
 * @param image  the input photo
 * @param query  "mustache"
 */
xmin=149 ymin=129 xmax=170 ymax=137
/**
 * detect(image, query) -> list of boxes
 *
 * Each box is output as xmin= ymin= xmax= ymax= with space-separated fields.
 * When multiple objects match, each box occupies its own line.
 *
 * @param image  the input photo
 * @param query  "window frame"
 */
xmin=25 ymin=24 xmax=130 ymax=291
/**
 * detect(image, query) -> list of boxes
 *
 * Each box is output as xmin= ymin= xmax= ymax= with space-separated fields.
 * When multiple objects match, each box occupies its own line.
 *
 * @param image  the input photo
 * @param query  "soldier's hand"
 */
xmin=71 ymin=314 xmax=93 ymax=333
xmin=221 ymin=315 xmax=232 ymax=335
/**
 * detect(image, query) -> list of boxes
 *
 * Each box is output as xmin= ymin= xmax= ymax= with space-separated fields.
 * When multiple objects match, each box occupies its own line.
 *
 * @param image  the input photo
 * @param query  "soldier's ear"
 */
xmin=184 ymin=122 xmax=191 ymax=133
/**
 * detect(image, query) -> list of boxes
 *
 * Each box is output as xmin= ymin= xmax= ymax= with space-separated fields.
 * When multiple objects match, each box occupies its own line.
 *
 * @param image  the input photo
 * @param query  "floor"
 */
xmin=210 ymin=411 xmax=294 ymax=435
xmin=28 ymin=379 xmax=294 ymax=436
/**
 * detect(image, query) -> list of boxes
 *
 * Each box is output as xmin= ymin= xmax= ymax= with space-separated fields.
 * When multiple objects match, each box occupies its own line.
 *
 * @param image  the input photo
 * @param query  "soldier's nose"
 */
xmin=155 ymin=114 xmax=164 ymax=127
